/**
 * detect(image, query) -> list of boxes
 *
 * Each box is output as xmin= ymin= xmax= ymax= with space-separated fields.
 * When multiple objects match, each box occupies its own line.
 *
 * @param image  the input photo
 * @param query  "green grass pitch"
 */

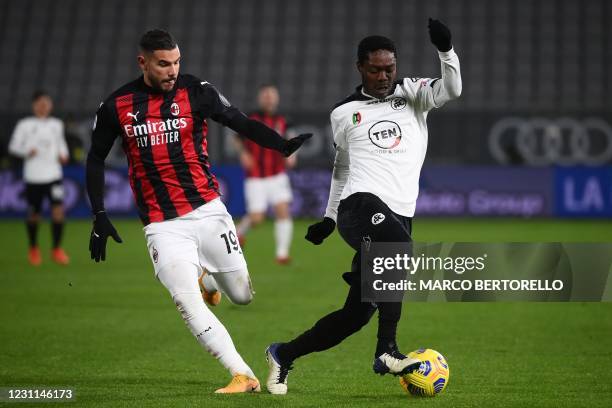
xmin=1 ymin=218 xmax=612 ymax=407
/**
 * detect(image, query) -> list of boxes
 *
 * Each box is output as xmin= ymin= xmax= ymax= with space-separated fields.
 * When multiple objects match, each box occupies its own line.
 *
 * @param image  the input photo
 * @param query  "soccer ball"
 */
xmin=399 ymin=349 xmax=449 ymax=397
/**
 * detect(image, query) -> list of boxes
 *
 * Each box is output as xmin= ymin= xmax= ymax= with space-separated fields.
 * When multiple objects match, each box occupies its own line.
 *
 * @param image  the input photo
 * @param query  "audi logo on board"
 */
xmin=488 ymin=117 xmax=612 ymax=165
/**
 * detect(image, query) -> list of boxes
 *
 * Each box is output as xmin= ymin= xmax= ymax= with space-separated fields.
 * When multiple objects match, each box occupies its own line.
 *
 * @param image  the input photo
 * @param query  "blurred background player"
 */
xmin=8 ymin=91 xmax=70 ymax=266
xmin=235 ymin=85 xmax=296 ymax=264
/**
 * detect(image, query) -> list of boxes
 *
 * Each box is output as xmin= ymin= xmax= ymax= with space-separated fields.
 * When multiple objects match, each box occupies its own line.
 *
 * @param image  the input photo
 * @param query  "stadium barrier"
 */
xmin=0 ymin=166 xmax=611 ymax=218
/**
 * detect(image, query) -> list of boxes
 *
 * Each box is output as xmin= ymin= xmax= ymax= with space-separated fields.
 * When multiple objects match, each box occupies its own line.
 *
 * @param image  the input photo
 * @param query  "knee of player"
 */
xmin=27 ymin=213 xmax=41 ymax=222
xmin=250 ymin=213 xmax=265 ymax=225
xmin=346 ymin=307 xmax=375 ymax=329
xmin=230 ymin=290 xmax=253 ymax=305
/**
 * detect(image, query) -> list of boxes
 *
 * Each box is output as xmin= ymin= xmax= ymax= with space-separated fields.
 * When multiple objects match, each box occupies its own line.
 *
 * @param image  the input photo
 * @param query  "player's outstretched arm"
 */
xmin=423 ymin=18 xmax=462 ymax=108
xmin=86 ymin=103 xmax=122 ymax=262
xmin=201 ymin=81 xmax=312 ymax=156
xmin=228 ymin=113 xmax=312 ymax=157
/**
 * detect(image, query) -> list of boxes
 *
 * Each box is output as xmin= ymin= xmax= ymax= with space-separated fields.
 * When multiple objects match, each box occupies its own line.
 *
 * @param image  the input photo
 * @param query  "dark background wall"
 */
xmin=0 ymin=0 xmax=610 ymax=166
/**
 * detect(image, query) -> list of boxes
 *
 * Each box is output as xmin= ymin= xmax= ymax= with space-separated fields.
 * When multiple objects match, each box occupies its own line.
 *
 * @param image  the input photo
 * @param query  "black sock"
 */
xmin=375 ymin=301 xmax=402 ymax=357
xmin=52 ymin=221 xmax=64 ymax=249
xmin=375 ymin=338 xmax=399 ymax=357
xmin=26 ymin=221 xmax=38 ymax=248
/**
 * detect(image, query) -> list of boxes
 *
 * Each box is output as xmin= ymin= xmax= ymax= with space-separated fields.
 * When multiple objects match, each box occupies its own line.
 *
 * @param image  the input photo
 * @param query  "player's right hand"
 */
xmin=89 ymin=211 xmax=122 ymax=262
xmin=282 ymin=133 xmax=312 ymax=157
xmin=305 ymin=217 xmax=336 ymax=245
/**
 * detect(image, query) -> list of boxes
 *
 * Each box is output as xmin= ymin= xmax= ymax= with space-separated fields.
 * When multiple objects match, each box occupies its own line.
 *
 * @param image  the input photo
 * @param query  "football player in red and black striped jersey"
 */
xmin=235 ymin=85 xmax=296 ymax=264
xmin=85 ymin=29 xmax=310 ymax=394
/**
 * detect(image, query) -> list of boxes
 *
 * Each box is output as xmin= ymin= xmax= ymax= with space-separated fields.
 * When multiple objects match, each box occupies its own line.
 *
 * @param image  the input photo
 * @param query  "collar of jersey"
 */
xmin=358 ymin=85 xmax=397 ymax=101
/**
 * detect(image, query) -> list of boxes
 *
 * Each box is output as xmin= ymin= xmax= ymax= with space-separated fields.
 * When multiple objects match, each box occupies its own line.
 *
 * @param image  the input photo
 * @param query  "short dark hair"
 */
xmin=357 ymin=35 xmax=396 ymax=63
xmin=32 ymin=90 xmax=50 ymax=101
xmin=139 ymin=29 xmax=177 ymax=53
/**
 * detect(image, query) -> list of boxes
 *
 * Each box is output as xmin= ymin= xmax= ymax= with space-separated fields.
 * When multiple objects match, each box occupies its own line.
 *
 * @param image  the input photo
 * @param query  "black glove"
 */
xmin=428 ymin=18 xmax=452 ymax=52
xmin=305 ymin=217 xmax=336 ymax=245
xmin=89 ymin=211 xmax=122 ymax=262
xmin=282 ymin=133 xmax=312 ymax=157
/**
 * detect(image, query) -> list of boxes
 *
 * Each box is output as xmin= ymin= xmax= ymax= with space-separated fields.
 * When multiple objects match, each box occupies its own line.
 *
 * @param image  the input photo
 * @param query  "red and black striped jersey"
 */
xmin=241 ymin=112 xmax=287 ymax=178
xmin=92 ymin=74 xmax=237 ymax=225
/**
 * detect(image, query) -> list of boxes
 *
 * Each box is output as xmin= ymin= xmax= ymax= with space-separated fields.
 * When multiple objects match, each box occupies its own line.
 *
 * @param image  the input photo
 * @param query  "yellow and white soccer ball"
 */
xmin=399 ymin=348 xmax=449 ymax=397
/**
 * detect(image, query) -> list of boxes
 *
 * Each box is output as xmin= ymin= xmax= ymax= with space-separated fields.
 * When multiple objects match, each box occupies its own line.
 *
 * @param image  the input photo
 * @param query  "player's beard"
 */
xmin=148 ymin=75 xmax=176 ymax=93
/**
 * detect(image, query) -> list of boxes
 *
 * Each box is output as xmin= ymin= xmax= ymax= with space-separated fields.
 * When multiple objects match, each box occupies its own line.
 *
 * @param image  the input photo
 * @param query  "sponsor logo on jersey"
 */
xmin=152 ymin=246 xmax=158 ymax=263
xmin=123 ymin=118 xmax=188 ymax=138
xmin=371 ymin=213 xmax=385 ymax=225
xmin=390 ymin=97 xmax=407 ymax=110
xmin=127 ymin=111 xmax=140 ymax=121
xmin=170 ymin=103 xmax=180 ymax=116
xmin=368 ymin=120 xmax=402 ymax=149
xmin=352 ymin=112 xmax=362 ymax=125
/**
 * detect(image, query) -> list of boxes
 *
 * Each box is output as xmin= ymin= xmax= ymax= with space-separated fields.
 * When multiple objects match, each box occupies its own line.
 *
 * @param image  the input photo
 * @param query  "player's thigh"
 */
xmin=244 ymin=177 xmax=267 ymax=214
xmin=48 ymin=180 xmax=65 ymax=207
xmin=25 ymin=183 xmax=45 ymax=215
xmin=211 ymin=267 xmax=253 ymax=305
xmin=157 ymin=259 xmax=201 ymax=297
xmin=269 ymin=173 xmax=293 ymax=209
xmin=337 ymin=192 xmax=411 ymax=250
xmin=196 ymin=200 xmax=247 ymax=274
xmin=144 ymin=221 xmax=200 ymax=279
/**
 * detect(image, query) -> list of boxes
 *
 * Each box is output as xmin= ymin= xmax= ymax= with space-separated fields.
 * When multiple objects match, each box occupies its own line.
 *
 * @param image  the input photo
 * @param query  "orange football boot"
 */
xmin=215 ymin=374 xmax=260 ymax=394
xmin=198 ymin=270 xmax=222 ymax=306
xmin=51 ymin=248 xmax=70 ymax=265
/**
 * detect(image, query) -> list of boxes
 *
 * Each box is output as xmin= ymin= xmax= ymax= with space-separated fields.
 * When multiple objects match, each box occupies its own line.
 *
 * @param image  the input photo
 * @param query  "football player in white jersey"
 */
xmin=9 ymin=91 xmax=70 ymax=266
xmin=265 ymin=19 xmax=461 ymax=394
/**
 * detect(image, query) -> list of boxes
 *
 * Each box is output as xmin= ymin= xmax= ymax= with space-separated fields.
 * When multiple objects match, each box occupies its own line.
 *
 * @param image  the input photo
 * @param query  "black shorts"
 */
xmin=25 ymin=180 xmax=64 ymax=214
xmin=337 ymin=192 xmax=412 ymax=251
xmin=337 ymin=192 xmax=413 ymax=294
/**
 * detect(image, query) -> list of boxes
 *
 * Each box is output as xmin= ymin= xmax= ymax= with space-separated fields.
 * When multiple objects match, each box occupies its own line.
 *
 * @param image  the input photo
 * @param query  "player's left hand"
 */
xmin=282 ymin=133 xmax=312 ymax=157
xmin=89 ymin=211 xmax=123 ymax=262
xmin=305 ymin=217 xmax=336 ymax=245
xmin=428 ymin=18 xmax=452 ymax=52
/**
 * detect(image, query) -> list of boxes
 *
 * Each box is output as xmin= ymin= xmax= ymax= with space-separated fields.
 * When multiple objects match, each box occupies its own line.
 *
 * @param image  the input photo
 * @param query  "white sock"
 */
xmin=274 ymin=218 xmax=293 ymax=258
xmin=237 ymin=216 xmax=251 ymax=236
xmin=173 ymin=292 xmax=254 ymax=378
xmin=157 ymin=261 xmax=254 ymax=378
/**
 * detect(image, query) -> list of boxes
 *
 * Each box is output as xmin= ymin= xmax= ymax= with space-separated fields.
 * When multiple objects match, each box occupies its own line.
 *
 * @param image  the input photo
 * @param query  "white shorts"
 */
xmin=244 ymin=173 xmax=293 ymax=214
xmin=143 ymin=198 xmax=247 ymax=276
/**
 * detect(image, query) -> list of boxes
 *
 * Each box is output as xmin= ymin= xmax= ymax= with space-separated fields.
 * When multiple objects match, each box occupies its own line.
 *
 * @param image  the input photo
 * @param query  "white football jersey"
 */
xmin=8 ymin=116 xmax=68 ymax=183
xmin=325 ymin=49 xmax=461 ymax=220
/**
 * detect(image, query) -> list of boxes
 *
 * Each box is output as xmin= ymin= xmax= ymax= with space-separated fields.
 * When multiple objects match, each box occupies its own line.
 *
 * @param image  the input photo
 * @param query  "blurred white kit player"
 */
xmin=235 ymin=85 xmax=296 ymax=264
xmin=9 ymin=91 xmax=70 ymax=266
